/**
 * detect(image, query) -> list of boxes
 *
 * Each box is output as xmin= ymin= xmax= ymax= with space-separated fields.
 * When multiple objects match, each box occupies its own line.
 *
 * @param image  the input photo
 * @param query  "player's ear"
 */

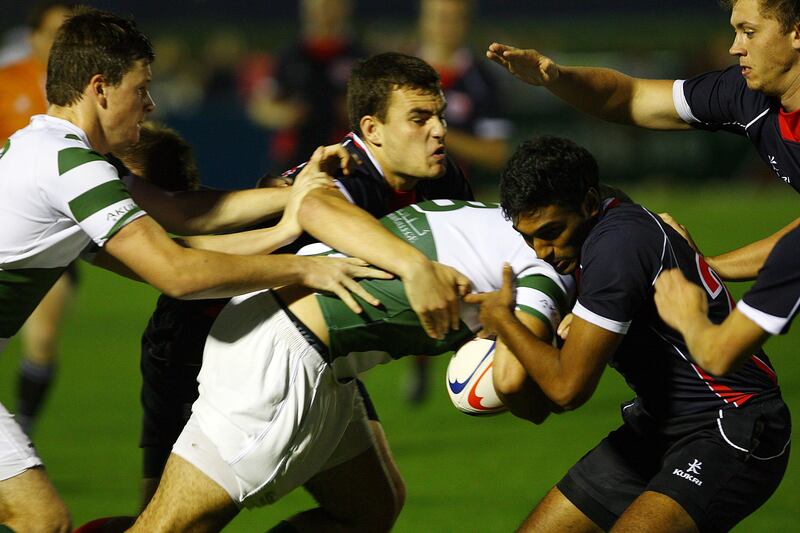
xmin=791 ymin=22 xmax=800 ymax=51
xmin=88 ymin=74 xmax=109 ymax=108
xmin=360 ymin=115 xmax=383 ymax=147
xmin=581 ymin=187 xmax=601 ymax=218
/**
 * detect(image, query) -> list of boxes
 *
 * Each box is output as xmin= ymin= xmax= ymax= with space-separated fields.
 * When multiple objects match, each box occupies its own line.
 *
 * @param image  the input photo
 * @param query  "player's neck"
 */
xmin=779 ymin=68 xmax=800 ymax=112
xmin=47 ymin=104 xmax=105 ymax=151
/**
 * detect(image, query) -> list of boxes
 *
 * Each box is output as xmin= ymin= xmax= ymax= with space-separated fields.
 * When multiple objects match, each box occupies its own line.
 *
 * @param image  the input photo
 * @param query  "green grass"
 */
xmin=0 ymin=182 xmax=798 ymax=532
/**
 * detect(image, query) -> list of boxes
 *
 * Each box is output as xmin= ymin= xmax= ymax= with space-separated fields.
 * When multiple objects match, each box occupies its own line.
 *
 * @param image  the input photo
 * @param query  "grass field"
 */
xmin=0 ymin=182 xmax=797 ymax=532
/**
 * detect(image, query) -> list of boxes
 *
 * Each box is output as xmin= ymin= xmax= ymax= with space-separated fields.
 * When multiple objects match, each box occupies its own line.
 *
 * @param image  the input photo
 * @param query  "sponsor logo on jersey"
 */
xmin=106 ymin=203 xmax=137 ymax=221
xmin=672 ymin=459 xmax=703 ymax=486
xmin=768 ymin=155 xmax=791 ymax=184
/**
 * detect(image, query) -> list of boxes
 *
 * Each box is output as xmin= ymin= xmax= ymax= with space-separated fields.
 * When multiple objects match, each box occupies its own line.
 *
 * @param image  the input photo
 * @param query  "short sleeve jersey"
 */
xmin=307 ymin=200 xmax=575 ymax=378
xmin=573 ymin=201 xmax=779 ymax=421
xmin=0 ymin=115 xmax=145 ymax=338
xmin=674 ymin=65 xmax=800 ymax=193
xmin=739 ymin=226 xmax=800 ymax=335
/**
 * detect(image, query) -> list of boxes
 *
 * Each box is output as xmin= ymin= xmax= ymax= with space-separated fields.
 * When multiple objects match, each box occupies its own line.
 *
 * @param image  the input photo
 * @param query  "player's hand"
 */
xmin=403 ymin=261 xmax=472 ymax=340
xmin=301 ymin=256 xmax=393 ymax=314
xmin=463 ymin=263 xmax=517 ymax=338
xmin=279 ymin=147 xmax=337 ymax=237
xmin=654 ymin=268 xmax=708 ymax=333
xmin=557 ymin=313 xmax=574 ymax=340
xmin=486 ymin=42 xmax=559 ymax=87
xmin=658 ymin=212 xmax=701 ymax=254
xmin=314 ymin=143 xmax=363 ymax=176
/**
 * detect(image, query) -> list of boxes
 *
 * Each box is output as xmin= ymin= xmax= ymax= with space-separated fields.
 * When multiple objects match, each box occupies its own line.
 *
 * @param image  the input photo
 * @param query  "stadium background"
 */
xmin=1 ymin=1 xmax=798 ymax=531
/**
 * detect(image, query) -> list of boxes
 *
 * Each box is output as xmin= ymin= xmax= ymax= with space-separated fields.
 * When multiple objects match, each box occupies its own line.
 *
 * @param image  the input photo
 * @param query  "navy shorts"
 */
xmin=557 ymin=396 xmax=790 ymax=532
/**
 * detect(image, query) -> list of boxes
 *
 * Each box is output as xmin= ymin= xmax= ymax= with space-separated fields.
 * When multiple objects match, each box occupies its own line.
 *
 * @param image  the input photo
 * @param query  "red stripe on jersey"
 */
xmin=778 ymin=107 xmax=800 ymax=142
xmin=389 ymin=188 xmax=417 ymax=211
xmin=696 ymin=255 xmax=722 ymax=299
xmin=693 ymin=363 xmax=756 ymax=407
xmin=750 ymin=354 xmax=778 ymax=385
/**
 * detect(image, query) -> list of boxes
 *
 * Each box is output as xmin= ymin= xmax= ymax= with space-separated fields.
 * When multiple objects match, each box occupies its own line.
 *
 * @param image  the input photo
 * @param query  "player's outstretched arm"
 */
xmin=466 ymin=264 xmax=621 ymax=411
xmin=176 ymin=156 xmax=337 ymax=255
xmin=101 ymin=215 xmax=390 ymax=312
xmin=705 ymin=217 xmax=800 ymax=281
xmin=126 ymin=144 xmax=360 ymax=236
xmin=298 ymin=186 xmax=471 ymax=340
xmin=486 ymin=42 xmax=688 ymax=130
xmin=654 ymin=269 xmax=769 ymax=375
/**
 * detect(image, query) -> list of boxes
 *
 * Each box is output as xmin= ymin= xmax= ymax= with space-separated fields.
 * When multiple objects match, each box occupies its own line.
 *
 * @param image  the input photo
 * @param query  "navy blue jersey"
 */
xmin=739 ymin=226 xmax=800 ymax=334
xmin=573 ymin=201 xmax=779 ymax=422
xmin=675 ymin=65 xmax=800 ymax=193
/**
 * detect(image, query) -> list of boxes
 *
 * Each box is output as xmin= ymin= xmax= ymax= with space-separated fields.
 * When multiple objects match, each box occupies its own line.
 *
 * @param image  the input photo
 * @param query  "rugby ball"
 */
xmin=446 ymin=338 xmax=507 ymax=416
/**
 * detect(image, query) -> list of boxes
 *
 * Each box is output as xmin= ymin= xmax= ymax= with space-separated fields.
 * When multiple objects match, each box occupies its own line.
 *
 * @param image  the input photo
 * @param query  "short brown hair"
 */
xmin=347 ymin=52 xmax=441 ymax=136
xmin=46 ymin=6 xmax=154 ymax=106
xmin=722 ymin=0 xmax=800 ymax=32
xmin=115 ymin=122 xmax=199 ymax=191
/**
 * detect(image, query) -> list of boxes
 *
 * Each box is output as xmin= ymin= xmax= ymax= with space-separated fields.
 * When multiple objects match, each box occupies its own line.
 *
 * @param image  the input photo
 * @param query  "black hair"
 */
xmin=499 ymin=136 xmax=599 ymax=221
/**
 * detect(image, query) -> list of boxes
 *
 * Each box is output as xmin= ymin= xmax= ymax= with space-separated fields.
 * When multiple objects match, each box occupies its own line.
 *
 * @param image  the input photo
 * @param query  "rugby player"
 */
xmin=654 ymin=225 xmax=800 ymax=375
xmin=486 ymin=0 xmax=800 ymax=281
xmin=0 ymin=9 xmax=415 ymax=531
xmin=135 ymin=51 xmax=474 ymax=512
xmin=467 ymin=136 xmax=790 ymax=532
xmin=130 ymin=194 xmax=573 ymax=532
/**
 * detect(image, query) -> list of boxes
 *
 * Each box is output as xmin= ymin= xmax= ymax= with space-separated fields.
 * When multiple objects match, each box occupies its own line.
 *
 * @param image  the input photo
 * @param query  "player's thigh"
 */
xmin=0 ymin=467 xmax=70 ymax=532
xmin=518 ymin=486 xmax=604 ymax=533
xmin=612 ymin=491 xmax=697 ymax=533
xmin=132 ymin=454 xmax=237 ymax=533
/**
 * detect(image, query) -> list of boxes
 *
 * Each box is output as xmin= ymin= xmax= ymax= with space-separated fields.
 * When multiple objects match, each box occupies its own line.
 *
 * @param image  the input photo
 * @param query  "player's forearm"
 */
xmin=298 ymin=188 xmax=431 ymax=277
xmin=707 ymin=217 xmax=800 ymax=281
xmin=128 ymin=176 xmax=290 ymax=235
xmin=488 ymin=308 xmax=574 ymax=408
xmin=549 ymin=67 xmax=685 ymax=130
xmin=177 ymin=223 xmax=300 ymax=256
xmin=493 ymin=345 xmax=552 ymax=424
xmin=443 ymin=131 xmax=509 ymax=172
xmin=680 ymin=310 xmax=770 ymax=376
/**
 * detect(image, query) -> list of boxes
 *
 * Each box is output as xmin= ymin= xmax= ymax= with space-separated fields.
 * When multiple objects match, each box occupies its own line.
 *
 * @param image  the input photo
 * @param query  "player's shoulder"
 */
xmin=585 ymin=202 xmax=666 ymax=255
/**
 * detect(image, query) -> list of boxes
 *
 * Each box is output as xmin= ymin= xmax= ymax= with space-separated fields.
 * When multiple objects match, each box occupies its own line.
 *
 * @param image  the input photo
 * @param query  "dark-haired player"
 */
xmin=467 ymin=136 xmax=790 ymax=532
xmin=486 ymin=0 xmax=800 ymax=282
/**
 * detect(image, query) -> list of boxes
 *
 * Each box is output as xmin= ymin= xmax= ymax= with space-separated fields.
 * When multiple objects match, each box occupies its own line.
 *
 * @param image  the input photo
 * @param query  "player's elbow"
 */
xmin=492 ymin=363 xmax=528 ymax=398
xmin=547 ymin=384 xmax=591 ymax=412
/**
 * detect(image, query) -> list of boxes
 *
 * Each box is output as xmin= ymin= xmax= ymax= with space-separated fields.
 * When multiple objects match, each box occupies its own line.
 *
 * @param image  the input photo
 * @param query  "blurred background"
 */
xmin=2 ymin=1 xmax=798 ymax=531
xmin=3 ymin=0 xmax=748 ymax=192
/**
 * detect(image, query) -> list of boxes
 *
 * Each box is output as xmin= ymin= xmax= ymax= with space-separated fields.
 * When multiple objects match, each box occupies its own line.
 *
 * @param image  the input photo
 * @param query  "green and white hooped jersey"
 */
xmin=302 ymin=200 xmax=575 ymax=379
xmin=0 ymin=115 xmax=145 ymax=340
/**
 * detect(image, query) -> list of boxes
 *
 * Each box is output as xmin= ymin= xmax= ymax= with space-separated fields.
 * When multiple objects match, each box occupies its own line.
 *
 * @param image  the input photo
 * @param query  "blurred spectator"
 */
xmin=147 ymin=36 xmax=204 ymax=117
xmin=0 ymin=0 xmax=72 ymax=142
xmin=247 ymin=0 xmax=366 ymax=168
xmin=0 ymin=0 xmax=74 ymax=437
xmin=417 ymin=0 xmax=511 ymax=175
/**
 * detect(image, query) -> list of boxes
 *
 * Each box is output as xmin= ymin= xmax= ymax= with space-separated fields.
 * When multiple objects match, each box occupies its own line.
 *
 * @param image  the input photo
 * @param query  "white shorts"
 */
xmin=173 ymin=290 xmax=373 ymax=508
xmin=0 ymin=402 xmax=43 ymax=481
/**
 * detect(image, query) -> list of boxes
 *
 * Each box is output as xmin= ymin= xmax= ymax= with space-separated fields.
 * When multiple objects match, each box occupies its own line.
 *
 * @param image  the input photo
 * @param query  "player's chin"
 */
xmin=554 ymin=258 xmax=577 ymax=275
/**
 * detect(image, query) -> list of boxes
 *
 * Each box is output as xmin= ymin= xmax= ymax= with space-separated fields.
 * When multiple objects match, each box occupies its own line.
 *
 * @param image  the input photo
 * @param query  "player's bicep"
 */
xmin=559 ymin=315 xmax=623 ymax=408
xmin=630 ymin=78 xmax=689 ymax=130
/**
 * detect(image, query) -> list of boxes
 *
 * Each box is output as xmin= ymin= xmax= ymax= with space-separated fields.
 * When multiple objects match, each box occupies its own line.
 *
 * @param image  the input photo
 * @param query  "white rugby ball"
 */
xmin=446 ymin=338 xmax=507 ymax=416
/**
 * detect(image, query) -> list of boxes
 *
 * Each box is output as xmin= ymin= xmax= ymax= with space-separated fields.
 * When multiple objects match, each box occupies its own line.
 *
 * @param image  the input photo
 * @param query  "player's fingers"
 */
xmin=347 ymin=265 xmax=393 ymax=280
xmin=557 ymin=313 xmax=573 ymax=339
xmin=330 ymin=284 xmax=363 ymax=315
xmin=501 ymin=263 xmax=514 ymax=294
xmin=475 ymin=328 xmax=491 ymax=339
xmin=462 ymin=292 xmax=486 ymax=304
xmin=343 ymin=277 xmax=381 ymax=308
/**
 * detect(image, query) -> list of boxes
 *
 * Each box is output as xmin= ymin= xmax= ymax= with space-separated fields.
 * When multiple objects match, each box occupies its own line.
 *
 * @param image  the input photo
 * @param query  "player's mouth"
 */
xmin=431 ymin=145 xmax=446 ymax=161
xmin=740 ymin=65 xmax=752 ymax=78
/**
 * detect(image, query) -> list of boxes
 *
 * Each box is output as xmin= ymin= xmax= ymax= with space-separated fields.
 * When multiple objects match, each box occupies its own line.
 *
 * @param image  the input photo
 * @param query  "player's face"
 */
xmin=513 ymin=203 xmax=595 ymax=275
xmin=729 ymin=0 xmax=800 ymax=97
xmin=102 ymin=60 xmax=155 ymax=152
xmin=374 ymin=87 xmax=448 ymax=187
